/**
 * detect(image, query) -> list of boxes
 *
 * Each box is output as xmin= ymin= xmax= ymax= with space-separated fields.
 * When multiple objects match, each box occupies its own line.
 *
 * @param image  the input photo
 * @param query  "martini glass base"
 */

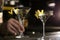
xmin=15 ymin=33 xmax=24 ymax=38
xmin=41 ymin=36 xmax=45 ymax=40
xmin=16 ymin=35 xmax=24 ymax=38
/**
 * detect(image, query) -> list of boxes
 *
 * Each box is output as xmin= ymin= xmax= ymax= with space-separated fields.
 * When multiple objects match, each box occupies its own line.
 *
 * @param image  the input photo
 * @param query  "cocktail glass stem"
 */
xmin=15 ymin=14 xmax=24 ymax=38
xmin=42 ymin=22 xmax=45 ymax=40
xmin=39 ymin=16 xmax=46 ymax=40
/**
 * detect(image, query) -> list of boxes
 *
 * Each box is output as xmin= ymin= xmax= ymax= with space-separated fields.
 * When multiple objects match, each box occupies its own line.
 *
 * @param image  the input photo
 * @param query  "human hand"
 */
xmin=7 ymin=18 xmax=25 ymax=35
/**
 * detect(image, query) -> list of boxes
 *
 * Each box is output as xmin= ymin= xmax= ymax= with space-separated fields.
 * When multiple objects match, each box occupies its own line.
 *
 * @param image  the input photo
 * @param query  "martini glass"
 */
xmin=38 ymin=11 xmax=53 ymax=40
xmin=13 ymin=7 xmax=31 ymax=38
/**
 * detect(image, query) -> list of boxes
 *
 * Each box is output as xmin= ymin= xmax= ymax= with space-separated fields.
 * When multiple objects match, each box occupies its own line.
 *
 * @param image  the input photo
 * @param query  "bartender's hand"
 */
xmin=7 ymin=18 xmax=25 ymax=35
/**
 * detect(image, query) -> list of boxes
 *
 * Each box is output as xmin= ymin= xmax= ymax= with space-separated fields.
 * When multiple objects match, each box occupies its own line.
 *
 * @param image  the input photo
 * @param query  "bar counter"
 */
xmin=0 ymin=31 xmax=60 ymax=40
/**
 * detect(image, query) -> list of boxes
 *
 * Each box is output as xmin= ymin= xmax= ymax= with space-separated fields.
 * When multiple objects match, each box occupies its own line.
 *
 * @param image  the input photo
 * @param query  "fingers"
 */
xmin=7 ymin=18 xmax=25 ymax=35
xmin=11 ymin=18 xmax=25 ymax=32
xmin=7 ymin=23 xmax=18 ymax=35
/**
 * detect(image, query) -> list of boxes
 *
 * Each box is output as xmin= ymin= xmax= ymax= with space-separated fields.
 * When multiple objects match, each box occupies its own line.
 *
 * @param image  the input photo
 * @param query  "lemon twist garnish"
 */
xmin=8 ymin=8 xmax=20 ymax=15
xmin=13 ymin=8 xmax=19 ymax=15
xmin=35 ymin=9 xmax=44 ymax=19
xmin=8 ymin=9 xmax=13 ymax=15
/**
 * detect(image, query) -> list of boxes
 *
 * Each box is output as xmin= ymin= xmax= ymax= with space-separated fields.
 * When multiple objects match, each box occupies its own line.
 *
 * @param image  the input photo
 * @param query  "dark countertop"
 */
xmin=0 ymin=31 xmax=60 ymax=40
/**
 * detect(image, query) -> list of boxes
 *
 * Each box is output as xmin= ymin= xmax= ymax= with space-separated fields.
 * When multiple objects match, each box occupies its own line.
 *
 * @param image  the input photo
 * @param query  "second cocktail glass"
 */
xmin=35 ymin=10 xmax=53 ymax=40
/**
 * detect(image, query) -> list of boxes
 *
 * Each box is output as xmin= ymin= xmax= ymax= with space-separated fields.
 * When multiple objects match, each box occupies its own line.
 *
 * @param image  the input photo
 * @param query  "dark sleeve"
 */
xmin=0 ymin=22 xmax=16 ymax=38
xmin=0 ymin=10 xmax=9 ymax=36
xmin=0 ymin=22 xmax=9 ymax=36
xmin=0 ymin=10 xmax=15 ymax=37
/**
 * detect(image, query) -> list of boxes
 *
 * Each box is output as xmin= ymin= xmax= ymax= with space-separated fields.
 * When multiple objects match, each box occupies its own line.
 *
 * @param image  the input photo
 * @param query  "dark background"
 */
xmin=20 ymin=0 xmax=60 ymax=32
xmin=3 ymin=0 xmax=60 ymax=32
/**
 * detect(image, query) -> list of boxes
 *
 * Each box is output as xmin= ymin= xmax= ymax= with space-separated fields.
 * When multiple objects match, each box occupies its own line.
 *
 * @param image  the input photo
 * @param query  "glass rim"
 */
xmin=14 ymin=7 xmax=31 ymax=9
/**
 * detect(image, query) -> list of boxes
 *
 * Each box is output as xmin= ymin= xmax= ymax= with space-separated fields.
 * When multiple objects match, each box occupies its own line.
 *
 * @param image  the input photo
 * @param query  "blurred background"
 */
xmin=1 ymin=0 xmax=60 ymax=39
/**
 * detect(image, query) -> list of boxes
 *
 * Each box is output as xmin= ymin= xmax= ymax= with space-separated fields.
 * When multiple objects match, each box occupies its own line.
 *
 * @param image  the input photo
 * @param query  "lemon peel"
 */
xmin=35 ymin=9 xmax=44 ymax=19
xmin=8 ymin=9 xmax=13 ymax=15
xmin=13 ymin=8 xmax=20 ymax=15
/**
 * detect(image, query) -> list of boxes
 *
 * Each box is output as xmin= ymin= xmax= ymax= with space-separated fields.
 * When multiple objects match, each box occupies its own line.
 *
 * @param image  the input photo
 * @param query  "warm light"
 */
xmin=32 ymin=32 xmax=35 ymax=34
xmin=0 ymin=12 xmax=3 ymax=23
xmin=48 ymin=3 xmax=55 ymax=7
xmin=10 ymin=1 xmax=15 ymax=5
